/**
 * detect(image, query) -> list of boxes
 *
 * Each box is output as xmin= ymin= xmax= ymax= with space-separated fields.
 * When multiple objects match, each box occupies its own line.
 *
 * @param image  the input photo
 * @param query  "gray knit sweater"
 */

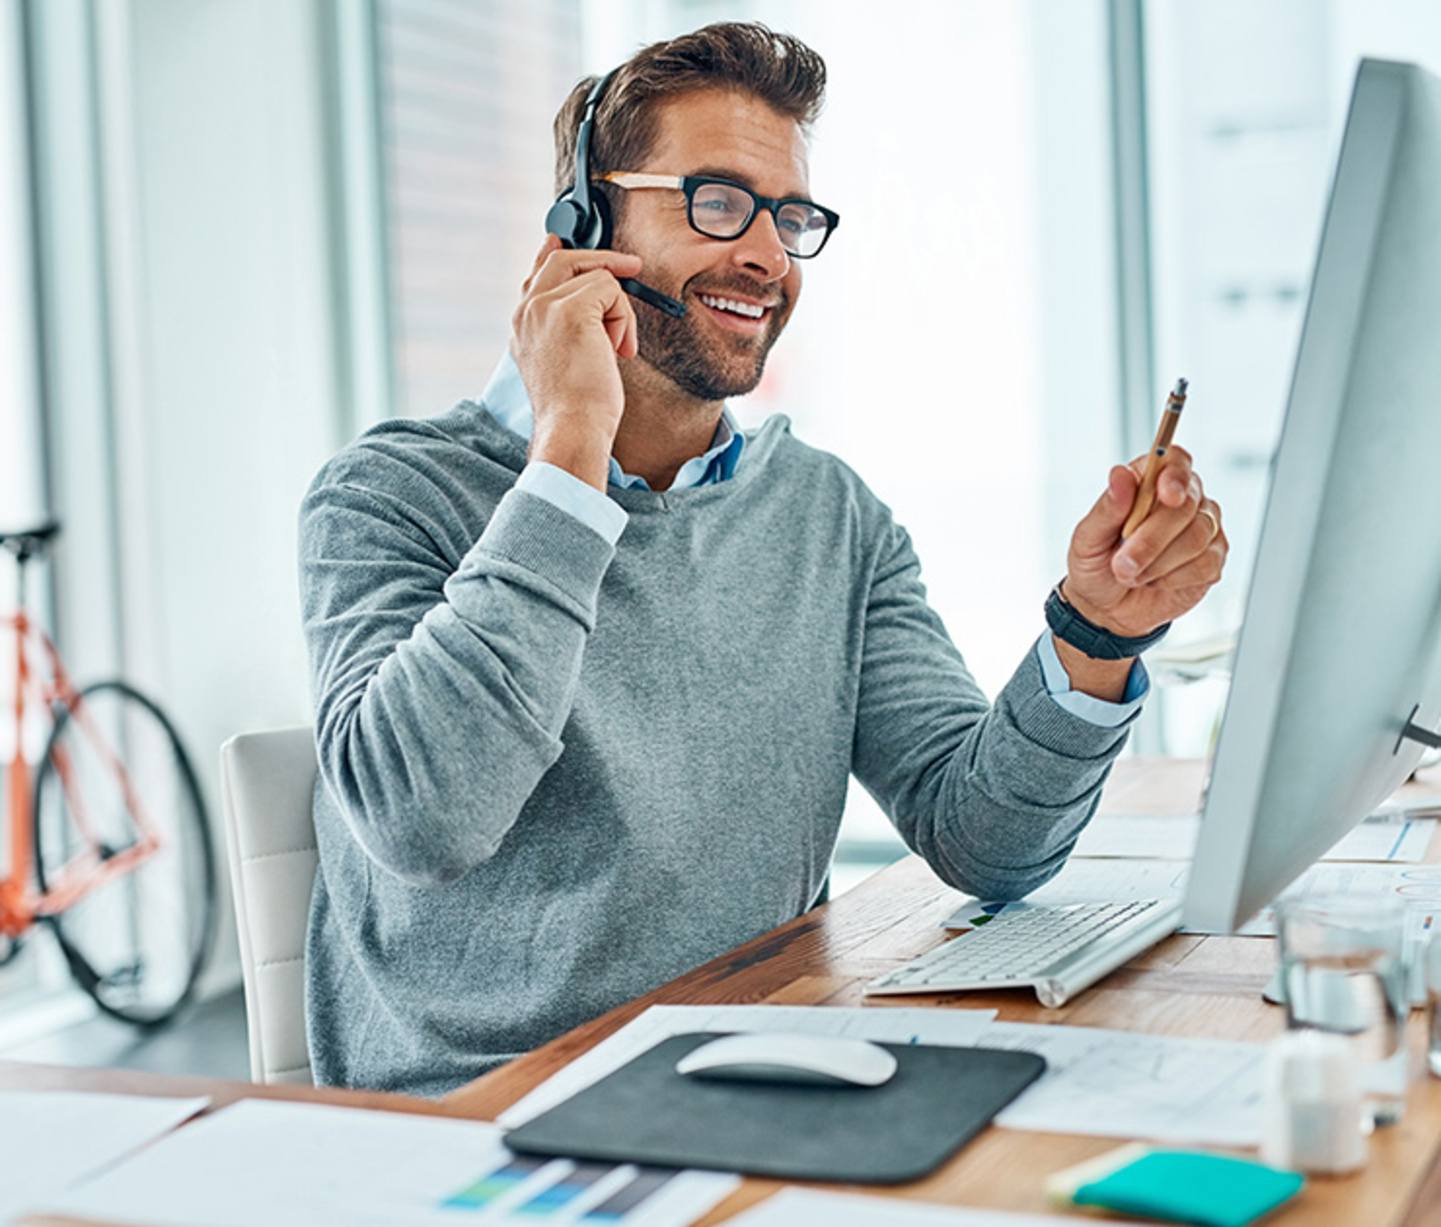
xmin=299 ymin=404 xmax=1137 ymax=1095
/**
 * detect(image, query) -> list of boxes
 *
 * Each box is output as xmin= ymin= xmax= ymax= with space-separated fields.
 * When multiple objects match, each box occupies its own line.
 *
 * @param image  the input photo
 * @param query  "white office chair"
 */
xmin=219 ymin=726 xmax=320 ymax=1085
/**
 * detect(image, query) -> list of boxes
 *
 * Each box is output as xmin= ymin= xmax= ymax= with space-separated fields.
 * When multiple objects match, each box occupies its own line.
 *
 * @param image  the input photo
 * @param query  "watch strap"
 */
xmin=1044 ymin=582 xmax=1170 ymax=660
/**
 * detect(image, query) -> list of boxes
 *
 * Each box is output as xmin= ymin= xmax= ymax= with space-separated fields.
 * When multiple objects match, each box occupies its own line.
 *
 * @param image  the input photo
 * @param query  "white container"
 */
xmin=1260 ymin=1030 xmax=1366 ymax=1175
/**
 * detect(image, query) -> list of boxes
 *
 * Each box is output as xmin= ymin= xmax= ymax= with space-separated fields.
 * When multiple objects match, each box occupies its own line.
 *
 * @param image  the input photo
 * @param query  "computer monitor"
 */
xmin=1183 ymin=58 xmax=1441 ymax=934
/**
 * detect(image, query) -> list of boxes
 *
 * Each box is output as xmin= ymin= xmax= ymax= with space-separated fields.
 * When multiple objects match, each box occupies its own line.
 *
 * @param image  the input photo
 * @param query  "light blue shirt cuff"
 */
xmin=515 ymin=461 xmax=629 ymax=546
xmin=1035 ymin=633 xmax=1149 ymax=728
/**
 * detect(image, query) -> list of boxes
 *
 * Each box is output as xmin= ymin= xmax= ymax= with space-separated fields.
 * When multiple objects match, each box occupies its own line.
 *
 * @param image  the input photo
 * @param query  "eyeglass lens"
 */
xmin=690 ymin=182 xmax=831 ymax=257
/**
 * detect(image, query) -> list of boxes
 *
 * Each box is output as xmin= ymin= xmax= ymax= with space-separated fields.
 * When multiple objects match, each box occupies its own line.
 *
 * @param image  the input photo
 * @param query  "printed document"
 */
xmin=983 ymin=1022 xmax=1265 ymax=1146
xmin=40 ymin=1098 xmax=737 ymax=1227
xmin=0 ymin=1091 xmax=207 ymax=1224
xmin=1072 ymin=813 xmax=1434 ymax=862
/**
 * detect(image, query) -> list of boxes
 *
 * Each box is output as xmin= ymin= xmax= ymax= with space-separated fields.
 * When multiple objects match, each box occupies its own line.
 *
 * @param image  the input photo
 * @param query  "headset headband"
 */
xmin=570 ymin=69 xmax=615 ymax=219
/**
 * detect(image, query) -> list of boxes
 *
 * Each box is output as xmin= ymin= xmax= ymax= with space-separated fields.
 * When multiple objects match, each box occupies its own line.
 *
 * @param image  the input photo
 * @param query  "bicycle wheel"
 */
xmin=32 ymin=680 xmax=217 ymax=1027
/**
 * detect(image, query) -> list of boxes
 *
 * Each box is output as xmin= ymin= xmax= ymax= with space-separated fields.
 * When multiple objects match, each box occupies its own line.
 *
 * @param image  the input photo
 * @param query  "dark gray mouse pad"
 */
xmin=503 ymin=1032 xmax=1047 ymax=1184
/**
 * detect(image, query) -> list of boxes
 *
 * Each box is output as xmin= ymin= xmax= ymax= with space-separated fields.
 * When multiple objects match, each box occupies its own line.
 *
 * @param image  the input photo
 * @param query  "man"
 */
xmin=300 ymin=22 xmax=1226 ymax=1096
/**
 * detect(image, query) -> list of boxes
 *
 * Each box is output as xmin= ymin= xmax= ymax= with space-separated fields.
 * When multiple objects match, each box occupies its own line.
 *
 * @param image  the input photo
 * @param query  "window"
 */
xmin=0 ymin=0 xmax=62 ymax=1023
xmin=0 ymin=2 xmax=44 ymax=534
xmin=1142 ymin=0 xmax=1441 ymax=752
xmin=378 ymin=0 xmax=582 ymax=418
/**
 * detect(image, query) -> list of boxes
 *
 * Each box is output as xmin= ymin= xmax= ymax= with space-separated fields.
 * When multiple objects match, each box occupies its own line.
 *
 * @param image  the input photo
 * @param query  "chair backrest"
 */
xmin=219 ymin=727 xmax=319 ymax=1085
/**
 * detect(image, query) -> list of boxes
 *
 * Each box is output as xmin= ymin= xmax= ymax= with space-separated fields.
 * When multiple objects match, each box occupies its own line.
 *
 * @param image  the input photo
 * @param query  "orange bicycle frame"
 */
xmin=1 ymin=608 xmax=163 ymax=937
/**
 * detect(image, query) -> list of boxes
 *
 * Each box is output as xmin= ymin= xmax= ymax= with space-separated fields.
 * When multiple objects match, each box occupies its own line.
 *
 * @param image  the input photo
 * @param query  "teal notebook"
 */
xmin=504 ymin=1032 xmax=1046 ymax=1184
xmin=1049 ymin=1145 xmax=1305 ymax=1227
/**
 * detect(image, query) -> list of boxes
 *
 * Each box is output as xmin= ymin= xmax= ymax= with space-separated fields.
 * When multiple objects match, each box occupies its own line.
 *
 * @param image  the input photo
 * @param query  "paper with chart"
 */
xmin=0 ymin=1091 xmax=209 ymax=1224
xmin=725 ymin=1188 xmax=1130 ymax=1227
xmin=1071 ymin=813 xmax=1435 ymax=862
xmin=981 ymin=1022 xmax=1266 ymax=1146
xmin=40 ymin=1098 xmax=737 ymax=1227
xmin=1221 ymin=862 xmax=1441 ymax=937
xmin=498 ymin=1003 xmax=997 ymax=1128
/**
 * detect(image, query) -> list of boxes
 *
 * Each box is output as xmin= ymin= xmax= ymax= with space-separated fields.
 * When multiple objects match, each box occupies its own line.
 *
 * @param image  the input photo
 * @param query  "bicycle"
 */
xmin=1 ymin=520 xmax=217 ymax=1028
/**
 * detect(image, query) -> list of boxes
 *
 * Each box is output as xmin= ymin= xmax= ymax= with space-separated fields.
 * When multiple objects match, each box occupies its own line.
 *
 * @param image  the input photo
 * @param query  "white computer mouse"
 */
xmin=674 ymin=1032 xmax=898 ymax=1087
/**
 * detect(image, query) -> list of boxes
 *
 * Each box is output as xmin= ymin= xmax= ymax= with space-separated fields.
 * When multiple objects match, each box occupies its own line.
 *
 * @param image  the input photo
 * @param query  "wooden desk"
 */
xmin=443 ymin=758 xmax=1441 ymax=1226
xmin=0 ymin=1059 xmax=453 ymax=1119
xmin=8 ymin=758 xmax=1441 ymax=1225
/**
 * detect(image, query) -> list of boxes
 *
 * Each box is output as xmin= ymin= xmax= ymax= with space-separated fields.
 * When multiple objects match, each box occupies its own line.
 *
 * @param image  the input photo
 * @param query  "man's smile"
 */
xmin=694 ymin=290 xmax=779 ymax=337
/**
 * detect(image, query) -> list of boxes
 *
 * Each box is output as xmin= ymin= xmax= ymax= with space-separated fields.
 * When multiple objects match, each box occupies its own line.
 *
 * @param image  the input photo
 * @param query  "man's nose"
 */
xmin=729 ymin=208 xmax=791 ymax=281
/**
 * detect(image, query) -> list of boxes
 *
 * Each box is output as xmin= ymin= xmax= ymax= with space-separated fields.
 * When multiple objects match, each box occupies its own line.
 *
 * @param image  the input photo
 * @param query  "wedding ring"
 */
xmin=1198 ymin=506 xmax=1221 ymax=542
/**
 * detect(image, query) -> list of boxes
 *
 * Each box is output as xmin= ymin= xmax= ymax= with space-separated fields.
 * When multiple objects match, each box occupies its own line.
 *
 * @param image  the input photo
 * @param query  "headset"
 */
xmin=545 ymin=69 xmax=688 ymax=319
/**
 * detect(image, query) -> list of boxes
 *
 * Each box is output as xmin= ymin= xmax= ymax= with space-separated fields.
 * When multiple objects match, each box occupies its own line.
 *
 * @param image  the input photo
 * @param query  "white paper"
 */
xmin=1372 ymin=794 xmax=1441 ymax=818
xmin=983 ymin=1022 xmax=1265 ymax=1146
xmin=42 ymin=1098 xmax=737 ymax=1227
xmin=725 ymin=1188 xmax=1131 ymax=1227
xmin=1216 ymin=862 xmax=1441 ymax=937
xmin=1072 ymin=814 xmax=1199 ymax=859
xmin=1325 ymin=817 xmax=1435 ymax=862
xmin=499 ymin=1004 xmax=997 ymax=1128
xmin=0 ymin=1091 xmax=208 ymax=1223
xmin=1071 ymin=813 xmax=1434 ymax=862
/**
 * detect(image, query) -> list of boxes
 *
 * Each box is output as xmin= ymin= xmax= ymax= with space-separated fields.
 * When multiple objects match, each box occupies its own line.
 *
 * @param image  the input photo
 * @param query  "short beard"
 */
xmin=606 ymin=198 xmax=790 ymax=401
xmin=632 ymin=272 xmax=789 ymax=402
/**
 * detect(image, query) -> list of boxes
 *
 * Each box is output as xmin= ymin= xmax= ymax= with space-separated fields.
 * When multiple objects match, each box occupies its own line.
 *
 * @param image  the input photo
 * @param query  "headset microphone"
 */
xmin=545 ymin=70 xmax=687 ymax=319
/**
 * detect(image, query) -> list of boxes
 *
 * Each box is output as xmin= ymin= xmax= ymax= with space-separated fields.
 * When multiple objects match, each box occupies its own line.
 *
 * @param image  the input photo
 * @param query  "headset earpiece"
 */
xmin=544 ymin=195 xmax=586 ymax=249
xmin=545 ymin=185 xmax=611 ymax=251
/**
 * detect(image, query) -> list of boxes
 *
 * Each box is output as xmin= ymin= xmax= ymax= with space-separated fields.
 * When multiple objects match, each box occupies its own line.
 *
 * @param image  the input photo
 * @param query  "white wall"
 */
xmin=110 ymin=0 xmax=344 ymax=989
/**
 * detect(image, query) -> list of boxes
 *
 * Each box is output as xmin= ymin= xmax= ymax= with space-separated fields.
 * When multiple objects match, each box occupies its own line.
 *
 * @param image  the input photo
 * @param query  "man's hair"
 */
xmin=551 ymin=22 xmax=827 ymax=196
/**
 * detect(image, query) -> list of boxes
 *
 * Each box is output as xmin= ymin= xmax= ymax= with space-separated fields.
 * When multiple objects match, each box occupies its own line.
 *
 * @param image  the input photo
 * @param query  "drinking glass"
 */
xmin=1424 ymin=928 xmax=1441 ymax=1078
xmin=1275 ymin=895 xmax=1409 ymax=1125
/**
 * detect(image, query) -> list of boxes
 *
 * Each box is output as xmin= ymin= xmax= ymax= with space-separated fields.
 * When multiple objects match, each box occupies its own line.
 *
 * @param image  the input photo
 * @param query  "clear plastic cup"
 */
xmin=1275 ymin=895 xmax=1409 ymax=1126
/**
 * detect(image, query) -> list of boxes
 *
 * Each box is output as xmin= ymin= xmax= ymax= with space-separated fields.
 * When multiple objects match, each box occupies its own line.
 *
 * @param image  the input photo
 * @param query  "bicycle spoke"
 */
xmin=34 ymin=681 xmax=216 ymax=1028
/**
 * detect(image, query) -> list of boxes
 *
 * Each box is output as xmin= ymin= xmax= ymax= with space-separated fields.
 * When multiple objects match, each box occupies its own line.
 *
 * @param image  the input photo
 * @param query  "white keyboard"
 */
xmin=865 ymin=898 xmax=1183 ymax=1008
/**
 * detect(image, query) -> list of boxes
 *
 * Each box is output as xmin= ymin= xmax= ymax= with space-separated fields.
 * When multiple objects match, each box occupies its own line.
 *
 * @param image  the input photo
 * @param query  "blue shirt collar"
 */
xmin=480 ymin=351 xmax=744 ymax=491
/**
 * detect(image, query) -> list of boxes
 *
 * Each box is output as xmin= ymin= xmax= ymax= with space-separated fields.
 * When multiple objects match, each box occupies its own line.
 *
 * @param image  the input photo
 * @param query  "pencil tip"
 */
xmin=1174 ymin=377 xmax=1189 ymax=397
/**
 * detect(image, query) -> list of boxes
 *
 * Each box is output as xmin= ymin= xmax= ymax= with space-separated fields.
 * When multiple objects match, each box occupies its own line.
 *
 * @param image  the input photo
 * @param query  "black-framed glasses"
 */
xmin=599 ymin=173 xmax=840 ymax=258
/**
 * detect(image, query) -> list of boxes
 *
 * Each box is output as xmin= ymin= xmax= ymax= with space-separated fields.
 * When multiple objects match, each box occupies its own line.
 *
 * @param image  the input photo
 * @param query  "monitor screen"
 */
xmin=1184 ymin=58 xmax=1441 ymax=934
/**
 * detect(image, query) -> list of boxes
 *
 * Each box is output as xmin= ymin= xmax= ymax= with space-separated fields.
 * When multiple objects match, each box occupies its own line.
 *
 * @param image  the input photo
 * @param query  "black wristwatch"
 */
xmin=1044 ymin=581 xmax=1170 ymax=660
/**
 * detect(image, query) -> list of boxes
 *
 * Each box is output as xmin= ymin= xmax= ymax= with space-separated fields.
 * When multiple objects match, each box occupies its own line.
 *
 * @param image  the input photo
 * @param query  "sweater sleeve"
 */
xmin=850 ymin=521 xmax=1138 ymax=900
xmin=299 ymin=457 xmax=615 ymax=886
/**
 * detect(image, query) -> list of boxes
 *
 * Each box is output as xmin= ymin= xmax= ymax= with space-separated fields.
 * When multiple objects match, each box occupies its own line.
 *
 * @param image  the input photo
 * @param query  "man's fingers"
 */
xmin=1071 ymin=465 xmax=1138 ymax=559
xmin=1129 ymin=499 xmax=1227 ymax=585
xmin=1154 ymin=446 xmax=1197 ymax=507
xmin=526 ymin=245 xmax=645 ymax=298
xmin=1115 ymin=456 xmax=1204 ymax=582
xmin=540 ymin=268 xmax=638 ymax=355
xmin=603 ymin=304 xmax=639 ymax=358
xmin=1133 ymin=537 xmax=1227 ymax=595
xmin=522 ymin=234 xmax=563 ymax=294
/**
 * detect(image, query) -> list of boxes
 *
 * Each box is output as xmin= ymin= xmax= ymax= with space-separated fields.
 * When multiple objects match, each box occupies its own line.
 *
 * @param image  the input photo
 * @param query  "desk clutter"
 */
xmin=13 ymin=761 xmax=1441 ymax=1225
xmin=501 ymin=1005 xmax=1271 ymax=1148
xmin=7 ymin=1086 xmax=1307 ymax=1227
xmin=21 ymin=1095 xmax=739 ymax=1227
xmin=5 ymin=1002 xmax=1412 ymax=1227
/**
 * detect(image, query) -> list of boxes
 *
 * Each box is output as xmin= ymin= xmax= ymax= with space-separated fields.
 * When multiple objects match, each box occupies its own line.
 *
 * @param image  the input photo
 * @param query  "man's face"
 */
xmin=609 ymin=88 xmax=810 ymax=403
